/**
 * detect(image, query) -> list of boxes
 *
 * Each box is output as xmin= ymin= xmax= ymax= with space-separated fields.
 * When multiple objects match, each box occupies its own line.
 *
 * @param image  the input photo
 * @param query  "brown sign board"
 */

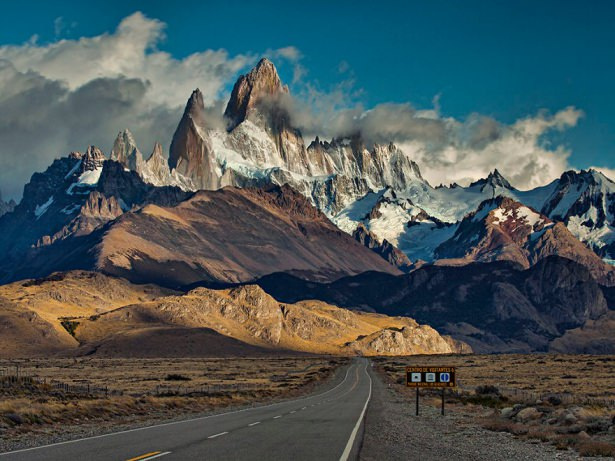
xmin=406 ymin=366 xmax=456 ymax=388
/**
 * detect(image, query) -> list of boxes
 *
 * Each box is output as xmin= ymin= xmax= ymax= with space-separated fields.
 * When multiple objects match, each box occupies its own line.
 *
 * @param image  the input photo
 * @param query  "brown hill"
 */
xmin=0 ymin=271 xmax=173 ymax=357
xmin=6 ymin=184 xmax=400 ymax=287
xmin=57 ymin=184 xmax=399 ymax=287
xmin=0 ymin=297 xmax=70 ymax=357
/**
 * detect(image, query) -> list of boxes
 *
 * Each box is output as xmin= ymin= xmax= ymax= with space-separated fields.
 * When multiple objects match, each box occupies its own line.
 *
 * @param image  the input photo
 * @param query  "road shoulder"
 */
xmin=360 ymin=362 xmax=580 ymax=460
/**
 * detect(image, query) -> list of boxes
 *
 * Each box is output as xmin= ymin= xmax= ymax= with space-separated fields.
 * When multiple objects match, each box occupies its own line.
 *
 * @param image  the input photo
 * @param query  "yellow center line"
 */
xmin=126 ymin=451 xmax=162 ymax=461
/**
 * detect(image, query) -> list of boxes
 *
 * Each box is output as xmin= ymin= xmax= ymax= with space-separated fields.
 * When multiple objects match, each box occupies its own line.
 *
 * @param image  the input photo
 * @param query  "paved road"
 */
xmin=0 ymin=358 xmax=372 ymax=461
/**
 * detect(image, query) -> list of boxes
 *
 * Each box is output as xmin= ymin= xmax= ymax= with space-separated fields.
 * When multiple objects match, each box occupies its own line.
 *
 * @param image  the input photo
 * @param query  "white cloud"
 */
xmin=281 ymin=84 xmax=584 ymax=190
xmin=591 ymin=166 xmax=615 ymax=181
xmin=413 ymin=106 xmax=584 ymax=190
xmin=0 ymin=12 xmax=253 ymax=107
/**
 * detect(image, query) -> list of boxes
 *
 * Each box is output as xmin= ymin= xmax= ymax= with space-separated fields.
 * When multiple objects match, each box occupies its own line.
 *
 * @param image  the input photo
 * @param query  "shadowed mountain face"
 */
xmin=352 ymin=223 xmax=413 ymax=272
xmin=93 ymin=185 xmax=401 ymax=287
xmin=252 ymin=256 xmax=610 ymax=353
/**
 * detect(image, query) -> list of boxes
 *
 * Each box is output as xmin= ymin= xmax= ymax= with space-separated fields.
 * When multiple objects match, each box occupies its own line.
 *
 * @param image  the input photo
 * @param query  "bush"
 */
xmin=546 ymin=395 xmax=562 ymax=406
xmin=165 ymin=374 xmax=191 ymax=381
xmin=465 ymin=394 xmax=509 ymax=408
xmin=5 ymin=413 xmax=23 ymax=425
xmin=60 ymin=319 xmax=80 ymax=337
xmin=475 ymin=385 xmax=501 ymax=396
xmin=576 ymin=440 xmax=615 ymax=457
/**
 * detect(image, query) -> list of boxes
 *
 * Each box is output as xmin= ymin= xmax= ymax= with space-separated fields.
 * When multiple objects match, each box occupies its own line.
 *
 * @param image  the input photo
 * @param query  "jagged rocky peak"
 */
xmin=169 ymin=88 xmax=218 ymax=190
xmin=307 ymin=136 xmax=330 ymax=151
xmin=185 ymin=88 xmax=206 ymax=126
xmin=80 ymin=191 xmax=124 ymax=219
xmin=147 ymin=142 xmax=164 ymax=163
xmin=470 ymin=168 xmax=514 ymax=191
xmin=111 ymin=129 xmax=143 ymax=171
xmin=81 ymin=146 xmax=106 ymax=172
xmin=68 ymin=151 xmax=83 ymax=160
xmin=558 ymin=168 xmax=612 ymax=188
xmin=224 ymin=58 xmax=288 ymax=130
xmin=143 ymin=142 xmax=172 ymax=185
xmin=0 ymin=191 xmax=16 ymax=217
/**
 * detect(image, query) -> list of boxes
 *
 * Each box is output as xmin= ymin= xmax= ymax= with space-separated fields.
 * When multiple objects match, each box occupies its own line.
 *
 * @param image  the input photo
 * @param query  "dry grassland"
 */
xmin=0 ymin=356 xmax=344 ymax=446
xmin=375 ymin=353 xmax=615 ymax=400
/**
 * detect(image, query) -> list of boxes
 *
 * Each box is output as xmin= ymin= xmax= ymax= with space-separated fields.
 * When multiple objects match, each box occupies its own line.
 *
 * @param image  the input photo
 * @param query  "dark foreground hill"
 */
xmin=254 ymin=256 xmax=613 ymax=353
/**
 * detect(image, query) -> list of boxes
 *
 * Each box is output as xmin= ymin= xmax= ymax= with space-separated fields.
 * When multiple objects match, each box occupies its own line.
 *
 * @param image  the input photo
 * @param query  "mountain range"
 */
xmin=85 ymin=58 xmax=615 ymax=271
xmin=0 ymin=57 xmax=614 ymax=356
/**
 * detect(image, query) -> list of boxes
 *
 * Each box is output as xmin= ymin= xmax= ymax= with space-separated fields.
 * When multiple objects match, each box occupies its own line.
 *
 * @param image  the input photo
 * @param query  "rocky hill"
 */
xmin=0 ymin=271 xmax=465 ymax=358
xmin=71 ymin=284 xmax=467 ymax=357
xmin=0 ymin=271 xmax=174 ymax=357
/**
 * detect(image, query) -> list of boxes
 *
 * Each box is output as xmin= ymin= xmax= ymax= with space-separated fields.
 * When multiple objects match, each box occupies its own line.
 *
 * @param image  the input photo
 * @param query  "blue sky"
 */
xmin=0 ymin=0 xmax=613 ymax=197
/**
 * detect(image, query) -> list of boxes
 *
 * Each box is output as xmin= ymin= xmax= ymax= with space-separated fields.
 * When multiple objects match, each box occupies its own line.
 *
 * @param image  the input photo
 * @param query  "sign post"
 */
xmin=405 ymin=366 xmax=456 ymax=416
xmin=416 ymin=388 xmax=419 ymax=416
xmin=441 ymin=388 xmax=445 ymax=416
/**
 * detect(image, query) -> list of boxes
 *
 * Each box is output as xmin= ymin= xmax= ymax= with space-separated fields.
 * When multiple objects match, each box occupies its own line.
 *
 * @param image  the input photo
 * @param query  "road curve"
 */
xmin=0 ymin=358 xmax=372 ymax=461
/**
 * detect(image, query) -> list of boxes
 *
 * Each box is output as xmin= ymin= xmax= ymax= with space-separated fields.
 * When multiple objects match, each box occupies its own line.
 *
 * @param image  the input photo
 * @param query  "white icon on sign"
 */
xmin=425 ymin=373 xmax=436 ymax=382
xmin=411 ymin=373 xmax=422 ymax=382
xmin=440 ymin=373 xmax=451 ymax=383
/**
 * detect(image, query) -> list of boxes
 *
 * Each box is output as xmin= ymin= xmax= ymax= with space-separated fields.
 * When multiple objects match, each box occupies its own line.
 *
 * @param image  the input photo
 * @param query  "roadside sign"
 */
xmin=405 ymin=367 xmax=456 ymax=388
xmin=405 ymin=366 xmax=456 ymax=416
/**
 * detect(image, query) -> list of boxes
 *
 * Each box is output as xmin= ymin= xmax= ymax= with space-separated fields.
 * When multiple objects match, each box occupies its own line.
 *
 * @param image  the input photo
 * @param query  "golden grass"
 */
xmin=0 ymin=357 xmax=339 ymax=395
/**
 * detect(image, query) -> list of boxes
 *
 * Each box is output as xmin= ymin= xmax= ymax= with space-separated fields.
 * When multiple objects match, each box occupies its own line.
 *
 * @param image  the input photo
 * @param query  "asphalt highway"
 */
xmin=0 ymin=358 xmax=373 ymax=461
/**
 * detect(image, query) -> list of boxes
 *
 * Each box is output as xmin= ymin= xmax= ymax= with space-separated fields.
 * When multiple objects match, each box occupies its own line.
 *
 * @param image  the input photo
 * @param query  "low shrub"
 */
xmin=475 ymin=385 xmax=500 ymax=396
xmin=576 ymin=440 xmax=615 ymax=457
xmin=165 ymin=374 xmax=191 ymax=381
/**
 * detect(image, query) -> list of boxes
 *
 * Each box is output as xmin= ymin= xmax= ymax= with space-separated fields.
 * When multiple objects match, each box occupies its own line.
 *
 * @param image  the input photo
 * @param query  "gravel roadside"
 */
xmin=359 ymin=363 xmax=595 ymax=461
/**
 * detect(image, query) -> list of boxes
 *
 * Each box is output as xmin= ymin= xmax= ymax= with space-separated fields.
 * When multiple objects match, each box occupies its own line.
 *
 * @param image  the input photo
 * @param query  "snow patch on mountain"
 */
xmin=34 ymin=196 xmax=54 ymax=219
xmin=492 ymin=206 xmax=543 ymax=228
xmin=66 ymin=166 xmax=103 ymax=195
xmin=78 ymin=168 xmax=102 ymax=186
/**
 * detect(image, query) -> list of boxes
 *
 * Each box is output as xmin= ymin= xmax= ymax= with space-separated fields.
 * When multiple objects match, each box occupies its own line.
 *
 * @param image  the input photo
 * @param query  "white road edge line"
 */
xmin=0 ymin=365 xmax=352 ymax=456
xmin=142 ymin=452 xmax=171 ymax=460
xmin=248 ymin=421 xmax=261 ymax=426
xmin=207 ymin=432 xmax=228 ymax=439
xmin=339 ymin=360 xmax=372 ymax=461
xmin=290 ymin=410 xmax=296 ymax=414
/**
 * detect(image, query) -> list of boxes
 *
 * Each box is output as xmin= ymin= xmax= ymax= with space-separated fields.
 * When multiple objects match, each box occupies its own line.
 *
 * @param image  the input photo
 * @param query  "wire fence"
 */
xmin=0 ymin=367 xmax=280 ymax=398
xmin=153 ymin=382 xmax=274 ymax=396
xmin=0 ymin=367 xmax=111 ymax=396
